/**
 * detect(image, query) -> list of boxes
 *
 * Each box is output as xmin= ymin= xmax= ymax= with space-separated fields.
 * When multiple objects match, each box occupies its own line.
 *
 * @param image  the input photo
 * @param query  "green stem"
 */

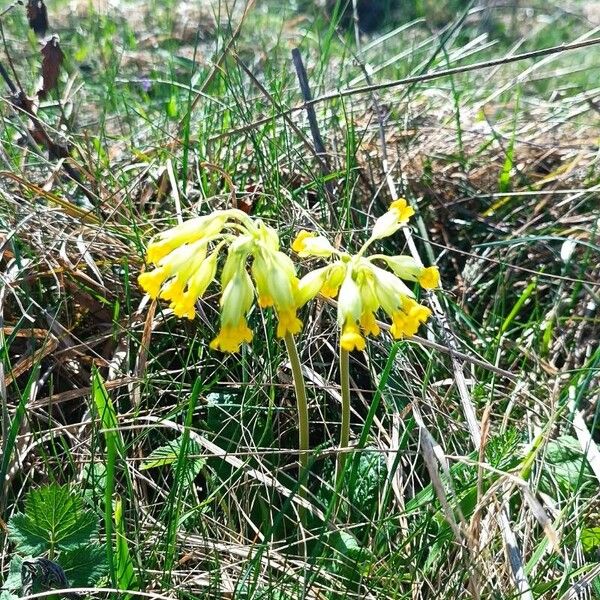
xmin=283 ymin=333 xmax=309 ymax=489
xmin=337 ymin=347 xmax=351 ymax=485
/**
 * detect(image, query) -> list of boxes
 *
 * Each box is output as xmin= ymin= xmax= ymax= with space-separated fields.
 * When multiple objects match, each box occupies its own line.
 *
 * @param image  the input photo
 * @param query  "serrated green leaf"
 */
xmin=582 ymin=528 xmax=600 ymax=553
xmin=8 ymin=484 xmax=98 ymax=554
xmin=540 ymin=435 xmax=593 ymax=495
xmin=141 ymin=436 xmax=204 ymax=485
xmin=348 ymin=450 xmax=386 ymax=515
xmin=2 ymin=556 xmax=24 ymax=595
xmin=60 ymin=544 xmax=108 ymax=587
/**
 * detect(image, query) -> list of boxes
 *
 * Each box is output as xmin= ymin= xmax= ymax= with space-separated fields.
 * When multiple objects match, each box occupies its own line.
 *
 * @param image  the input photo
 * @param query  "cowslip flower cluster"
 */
xmin=292 ymin=199 xmax=440 ymax=352
xmin=138 ymin=209 xmax=302 ymax=353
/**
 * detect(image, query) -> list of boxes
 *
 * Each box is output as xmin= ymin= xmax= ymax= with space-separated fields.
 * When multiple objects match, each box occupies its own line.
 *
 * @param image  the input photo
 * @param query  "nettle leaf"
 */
xmin=348 ymin=450 xmax=386 ymax=515
xmin=581 ymin=528 xmax=600 ymax=553
xmin=0 ymin=555 xmax=24 ymax=600
xmin=8 ymin=484 xmax=98 ymax=554
xmin=540 ymin=435 xmax=594 ymax=495
xmin=141 ymin=436 xmax=205 ymax=485
xmin=60 ymin=543 xmax=108 ymax=587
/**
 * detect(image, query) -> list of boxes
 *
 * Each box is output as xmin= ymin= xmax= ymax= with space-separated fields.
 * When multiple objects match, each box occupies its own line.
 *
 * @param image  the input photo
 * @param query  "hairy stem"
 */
xmin=337 ymin=347 xmax=351 ymax=485
xmin=283 ymin=333 xmax=309 ymax=491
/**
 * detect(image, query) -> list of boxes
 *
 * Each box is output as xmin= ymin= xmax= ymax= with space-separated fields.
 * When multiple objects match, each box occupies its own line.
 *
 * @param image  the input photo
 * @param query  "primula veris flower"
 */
xmin=138 ymin=209 xmax=304 ymax=353
xmin=337 ymin=272 xmax=368 ymax=352
xmin=292 ymin=201 xmax=438 ymax=350
xmin=252 ymin=248 xmax=303 ymax=337
xmin=370 ymin=198 xmax=415 ymax=241
xmin=146 ymin=214 xmax=228 ymax=264
xmin=210 ymin=266 xmax=255 ymax=352
xmin=292 ymin=231 xmax=336 ymax=257
xmin=379 ymin=255 xmax=440 ymax=289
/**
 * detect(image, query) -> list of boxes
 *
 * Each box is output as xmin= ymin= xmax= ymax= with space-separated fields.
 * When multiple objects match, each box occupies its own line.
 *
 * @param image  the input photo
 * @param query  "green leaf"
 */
xmin=8 ymin=484 xmax=98 ymax=554
xmin=166 ymin=95 xmax=178 ymax=119
xmin=91 ymin=369 xmax=125 ymax=459
xmin=60 ymin=544 xmax=108 ymax=587
xmin=81 ymin=462 xmax=107 ymax=509
xmin=347 ymin=450 xmax=386 ymax=516
xmin=0 ymin=555 xmax=24 ymax=600
xmin=582 ymin=528 xmax=600 ymax=553
xmin=540 ymin=435 xmax=594 ymax=495
xmin=141 ymin=436 xmax=204 ymax=486
xmin=114 ymin=497 xmax=137 ymax=591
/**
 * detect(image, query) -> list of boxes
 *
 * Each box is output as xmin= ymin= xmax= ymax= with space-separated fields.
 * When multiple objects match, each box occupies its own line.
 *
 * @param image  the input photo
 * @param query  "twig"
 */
xmin=0 ymin=19 xmax=23 ymax=92
xmin=0 ymin=0 xmax=23 ymax=18
xmin=0 ymin=61 xmax=16 ymax=93
xmin=291 ymin=49 xmax=328 ymax=160
xmin=290 ymin=48 xmax=338 ymax=224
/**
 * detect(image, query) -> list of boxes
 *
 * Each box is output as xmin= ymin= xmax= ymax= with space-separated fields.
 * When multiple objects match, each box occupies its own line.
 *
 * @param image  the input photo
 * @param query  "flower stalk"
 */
xmin=283 ymin=332 xmax=309 ymax=499
xmin=337 ymin=347 xmax=350 ymax=486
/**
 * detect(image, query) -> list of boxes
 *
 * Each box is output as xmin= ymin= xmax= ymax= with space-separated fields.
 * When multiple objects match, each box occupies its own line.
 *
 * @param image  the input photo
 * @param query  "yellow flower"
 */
xmin=146 ymin=213 xmax=227 ymax=264
xmin=341 ymin=322 xmax=366 ymax=352
xmin=389 ymin=298 xmax=431 ymax=339
xmin=337 ymin=271 xmax=367 ymax=351
xmin=419 ymin=266 xmax=440 ymax=289
xmin=389 ymin=198 xmax=415 ymax=222
xmin=139 ymin=240 xmax=207 ymax=300
xmin=277 ymin=308 xmax=303 ymax=337
xmin=380 ymin=255 xmax=440 ymax=290
xmin=138 ymin=267 xmax=168 ymax=299
xmin=211 ymin=267 xmax=255 ymax=352
xmin=292 ymin=230 xmax=336 ymax=257
xmin=251 ymin=246 xmax=303 ymax=337
xmin=296 ymin=266 xmax=330 ymax=307
xmin=359 ymin=311 xmax=380 ymax=336
xmin=289 ymin=224 xmax=437 ymax=349
xmin=370 ymin=198 xmax=415 ymax=241
xmin=209 ymin=321 xmax=253 ymax=353
xmin=321 ymin=262 xmax=347 ymax=297
xmin=168 ymin=251 xmax=219 ymax=320
xmin=354 ymin=264 xmax=381 ymax=337
xmin=140 ymin=211 xmax=310 ymax=353
xmin=368 ymin=264 xmax=414 ymax=315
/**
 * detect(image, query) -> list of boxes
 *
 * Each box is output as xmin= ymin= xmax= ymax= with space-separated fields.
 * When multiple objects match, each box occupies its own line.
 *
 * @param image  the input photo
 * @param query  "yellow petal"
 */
xmin=418 ymin=266 xmax=440 ymax=289
xmin=389 ymin=198 xmax=415 ymax=222
xmin=138 ymin=267 xmax=168 ymax=298
xmin=276 ymin=308 xmax=303 ymax=337
xmin=171 ymin=296 xmax=197 ymax=320
xmin=360 ymin=311 xmax=380 ymax=336
xmin=292 ymin=230 xmax=336 ymax=258
xmin=291 ymin=230 xmax=314 ymax=254
xmin=210 ymin=321 xmax=253 ymax=353
xmin=340 ymin=322 xmax=366 ymax=352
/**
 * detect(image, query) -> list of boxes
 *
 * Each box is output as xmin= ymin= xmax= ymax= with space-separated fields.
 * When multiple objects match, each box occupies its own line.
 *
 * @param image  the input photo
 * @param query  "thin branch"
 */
xmin=291 ymin=48 xmax=338 ymax=224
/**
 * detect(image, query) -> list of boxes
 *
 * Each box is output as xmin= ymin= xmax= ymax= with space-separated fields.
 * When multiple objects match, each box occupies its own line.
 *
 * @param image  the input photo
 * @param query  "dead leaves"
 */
xmin=26 ymin=0 xmax=49 ymax=36
xmin=39 ymin=35 xmax=64 ymax=98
